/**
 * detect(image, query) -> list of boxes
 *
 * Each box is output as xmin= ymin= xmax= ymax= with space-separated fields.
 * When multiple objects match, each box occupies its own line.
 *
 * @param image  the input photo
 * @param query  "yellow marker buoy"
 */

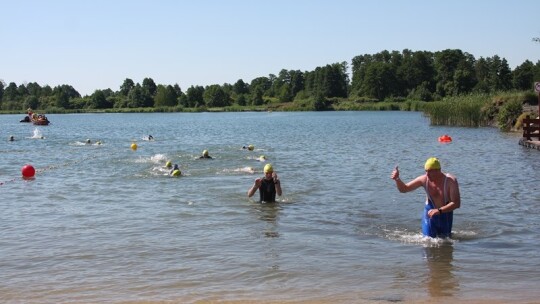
xmin=131 ymin=143 xmax=138 ymax=150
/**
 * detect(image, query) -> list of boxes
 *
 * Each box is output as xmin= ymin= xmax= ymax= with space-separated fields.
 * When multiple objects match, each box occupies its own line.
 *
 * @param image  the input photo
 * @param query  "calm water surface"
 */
xmin=1 ymin=112 xmax=539 ymax=303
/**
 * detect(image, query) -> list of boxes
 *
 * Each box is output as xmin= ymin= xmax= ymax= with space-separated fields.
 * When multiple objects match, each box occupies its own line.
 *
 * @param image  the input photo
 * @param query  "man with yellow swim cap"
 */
xmin=247 ymin=163 xmax=282 ymax=203
xmin=199 ymin=149 xmax=213 ymax=159
xmin=390 ymin=157 xmax=461 ymax=238
xmin=170 ymin=164 xmax=181 ymax=177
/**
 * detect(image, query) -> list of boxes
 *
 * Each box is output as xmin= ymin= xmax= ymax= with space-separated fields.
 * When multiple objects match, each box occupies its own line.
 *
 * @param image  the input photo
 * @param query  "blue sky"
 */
xmin=1 ymin=0 xmax=539 ymax=96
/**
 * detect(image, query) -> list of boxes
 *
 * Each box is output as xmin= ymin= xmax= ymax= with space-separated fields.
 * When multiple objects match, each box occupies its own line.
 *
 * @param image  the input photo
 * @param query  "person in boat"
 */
xmin=247 ymin=163 xmax=282 ymax=203
xmin=390 ymin=157 xmax=461 ymax=238
xmin=199 ymin=150 xmax=213 ymax=159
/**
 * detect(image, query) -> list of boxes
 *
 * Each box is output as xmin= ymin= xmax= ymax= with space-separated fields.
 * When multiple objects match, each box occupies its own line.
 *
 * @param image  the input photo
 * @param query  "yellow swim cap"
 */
xmin=203 ymin=150 xmax=209 ymax=157
xmin=171 ymin=169 xmax=181 ymax=177
xmin=165 ymin=161 xmax=172 ymax=168
xmin=264 ymin=163 xmax=273 ymax=173
xmin=248 ymin=145 xmax=254 ymax=151
xmin=424 ymin=157 xmax=441 ymax=170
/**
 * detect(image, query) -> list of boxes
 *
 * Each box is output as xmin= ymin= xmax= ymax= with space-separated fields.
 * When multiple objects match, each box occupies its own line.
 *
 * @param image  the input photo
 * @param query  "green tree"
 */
xmin=178 ymin=94 xmax=188 ymax=107
xmin=203 ymin=84 xmax=230 ymax=107
xmin=289 ymin=70 xmax=305 ymax=98
xmin=360 ymin=62 xmax=396 ymax=100
xmin=17 ymin=84 xmax=29 ymax=99
xmin=88 ymin=90 xmax=112 ymax=109
xmin=142 ymin=77 xmax=157 ymax=97
xmin=26 ymin=82 xmax=42 ymax=97
xmin=233 ymin=79 xmax=249 ymax=95
xmin=23 ymin=95 xmax=39 ymax=110
xmin=304 ymin=62 xmax=349 ymax=98
xmin=434 ymin=49 xmax=477 ymax=97
xmin=120 ymin=78 xmax=135 ymax=96
xmin=127 ymin=84 xmax=146 ymax=108
xmin=312 ymin=92 xmax=329 ymax=111
xmin=51 ymin=84 xmax=80 ymax=109
xmin=250 ymin=77 xmax=271 ymax=96
xmin=277 ymin=83 xmax=293 ymax=102
xmin=173 ymin=84 xmax=183 ymax=97
xmin=185 ymin=85 xmax=205 ymax=107
xmin=251 ymin=86 xmax=264 ymax=106
xmin=398 ymin=49 xmax=435 ymax=97
xmin=475 ymin=56 xmax=512 ymax=92
xmin=236 ymin=94 xmax=247 ymax=106
xmin=154 ymin=85 xmax=178 ymax=107
xmin=0 ymin=81 xmax=4 ymax=106
xmin=55 ymin=91 xmax=70 ymax=108
xmin=512 ymin=60 xmax=535 ymax=90
xmin=3 ymin=82 xmax=19 ymax=101
xmin=41 ymin=85 xmax=53 ymax=97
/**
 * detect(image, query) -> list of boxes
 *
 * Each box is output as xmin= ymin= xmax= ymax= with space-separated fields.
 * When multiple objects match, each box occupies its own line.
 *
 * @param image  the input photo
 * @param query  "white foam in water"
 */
xmin=30 ymin=128 xmax=44 ymax=139
xmin=384 ymin=228 xmax=455 ymax=246
xmin=224 ymin=166 xmax=256 ymax=174
xmin=150 ymin=154 xmax=167 ymax=163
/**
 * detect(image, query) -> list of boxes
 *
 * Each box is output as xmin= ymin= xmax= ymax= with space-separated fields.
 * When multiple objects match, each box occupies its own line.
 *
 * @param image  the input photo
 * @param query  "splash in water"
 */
xmin=31 ymin=128 xmax=44 ymax=139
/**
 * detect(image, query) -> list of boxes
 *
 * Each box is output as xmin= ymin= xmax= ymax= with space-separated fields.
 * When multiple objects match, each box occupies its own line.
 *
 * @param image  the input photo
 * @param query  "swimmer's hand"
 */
xmin=391 ymin=165 xmax=400 ymax=180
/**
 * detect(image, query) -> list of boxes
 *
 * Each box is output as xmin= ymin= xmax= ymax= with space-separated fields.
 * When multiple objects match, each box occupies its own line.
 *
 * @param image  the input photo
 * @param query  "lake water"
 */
xmin=1 ymin=111 xmax=539 ymax=304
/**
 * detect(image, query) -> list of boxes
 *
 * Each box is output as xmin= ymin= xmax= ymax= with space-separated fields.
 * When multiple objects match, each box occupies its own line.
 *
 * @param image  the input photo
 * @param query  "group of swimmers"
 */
xmin=9 ymin=125 xmax=460 ymax=238
xmin=164 ymin=149 xmax=214 ymax=177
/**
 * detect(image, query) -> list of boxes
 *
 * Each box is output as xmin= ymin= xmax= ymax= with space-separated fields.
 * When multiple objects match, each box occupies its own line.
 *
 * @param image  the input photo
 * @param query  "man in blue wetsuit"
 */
xmin=390 ymin=157 xmax=461 ymax=238
xmin=247 ymin=164 xmax=282 ymax=203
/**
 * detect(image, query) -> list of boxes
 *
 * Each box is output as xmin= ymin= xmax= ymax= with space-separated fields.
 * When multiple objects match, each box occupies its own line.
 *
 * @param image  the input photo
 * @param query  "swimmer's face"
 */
xmin=425 ymin=169 xmax=440 ymax=179
xmin=264 ymin=171 xmax=273 ymax=179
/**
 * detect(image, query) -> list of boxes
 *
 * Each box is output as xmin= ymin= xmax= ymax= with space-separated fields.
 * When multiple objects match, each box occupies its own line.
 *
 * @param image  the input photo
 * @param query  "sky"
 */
xmin=1 ymin=0 xmax=539 ymax=96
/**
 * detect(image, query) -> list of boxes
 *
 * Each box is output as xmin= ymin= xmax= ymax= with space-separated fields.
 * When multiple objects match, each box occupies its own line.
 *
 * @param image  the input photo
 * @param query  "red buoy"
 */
xmin=21 ymin=164 xmax=35 ymax=178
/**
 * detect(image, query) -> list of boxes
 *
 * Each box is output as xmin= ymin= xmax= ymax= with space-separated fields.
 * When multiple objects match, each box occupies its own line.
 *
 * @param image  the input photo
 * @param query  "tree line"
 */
xmin=1 ymin=48 xmax=540 ymax=112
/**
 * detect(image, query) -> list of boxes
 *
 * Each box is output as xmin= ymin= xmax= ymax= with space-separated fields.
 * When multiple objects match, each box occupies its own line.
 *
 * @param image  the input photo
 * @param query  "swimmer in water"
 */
xmin=242 ymin=144 xmax=255 ymax=151
xmin=199 ymin=150 xmax=213 ymax=159
xmin=390 ymin=157 xmax=461 ymax=238
xmin=170 ymin=164 xmax=181 ymax=177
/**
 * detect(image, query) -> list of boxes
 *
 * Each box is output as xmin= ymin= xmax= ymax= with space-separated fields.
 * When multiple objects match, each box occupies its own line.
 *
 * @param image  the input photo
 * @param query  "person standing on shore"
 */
xmin=248 ymin=164 xmax=282 ymax=203
xmin=390 ymin=157 xmax=461 ymax=238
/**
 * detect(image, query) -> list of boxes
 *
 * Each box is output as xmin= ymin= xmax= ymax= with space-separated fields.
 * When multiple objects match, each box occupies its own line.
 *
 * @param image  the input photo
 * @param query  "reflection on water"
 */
xmin=423 ymin=244 xmax=458 ymax=298
xmin=252 ymin=202 xmax=281 ymax=238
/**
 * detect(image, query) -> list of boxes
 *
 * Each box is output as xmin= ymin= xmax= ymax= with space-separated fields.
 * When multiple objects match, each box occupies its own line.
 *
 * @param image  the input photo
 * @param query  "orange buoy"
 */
xmin=438 ymin=135 xmax=452 ymax=143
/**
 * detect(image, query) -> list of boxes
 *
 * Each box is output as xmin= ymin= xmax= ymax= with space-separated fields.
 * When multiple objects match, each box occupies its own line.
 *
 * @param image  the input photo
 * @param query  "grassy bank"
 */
xmin=422 ymin=91 xmax=537 ymax=129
